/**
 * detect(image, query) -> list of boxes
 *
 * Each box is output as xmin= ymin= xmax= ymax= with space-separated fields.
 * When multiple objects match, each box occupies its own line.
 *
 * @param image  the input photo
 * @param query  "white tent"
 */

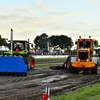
xmin=0 ymin=45 xmax=9 ymax=51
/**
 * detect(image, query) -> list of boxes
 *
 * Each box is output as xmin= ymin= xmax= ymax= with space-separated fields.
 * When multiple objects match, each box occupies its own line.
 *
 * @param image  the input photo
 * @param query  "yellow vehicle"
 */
xmin=65 ymin=36 xmax=98 ymax=74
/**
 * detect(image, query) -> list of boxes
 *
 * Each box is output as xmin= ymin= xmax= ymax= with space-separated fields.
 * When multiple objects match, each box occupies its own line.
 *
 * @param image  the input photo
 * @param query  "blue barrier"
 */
xmin=0 ymin=56 xmax=27 ymax=73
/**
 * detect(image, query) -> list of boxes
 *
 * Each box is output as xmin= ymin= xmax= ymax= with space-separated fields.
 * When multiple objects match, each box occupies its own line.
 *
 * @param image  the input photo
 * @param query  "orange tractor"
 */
xmin=64 ymin=36 xmax=98 ymax=74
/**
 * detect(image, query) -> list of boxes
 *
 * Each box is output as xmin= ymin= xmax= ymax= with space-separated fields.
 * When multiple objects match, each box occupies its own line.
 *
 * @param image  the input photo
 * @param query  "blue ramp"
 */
xmin=0 ymin=56 xmax=27 ymax=73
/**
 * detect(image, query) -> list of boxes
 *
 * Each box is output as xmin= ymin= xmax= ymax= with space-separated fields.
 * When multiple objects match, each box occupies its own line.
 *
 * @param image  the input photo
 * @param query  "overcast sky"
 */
xmin=0 ymin=0 xmax=100 ymax=47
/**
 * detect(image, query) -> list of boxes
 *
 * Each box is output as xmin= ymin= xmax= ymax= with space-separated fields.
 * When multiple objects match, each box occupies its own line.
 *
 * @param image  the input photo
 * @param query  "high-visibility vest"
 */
xmin=16 ymin=48 xmax=19 ymax=51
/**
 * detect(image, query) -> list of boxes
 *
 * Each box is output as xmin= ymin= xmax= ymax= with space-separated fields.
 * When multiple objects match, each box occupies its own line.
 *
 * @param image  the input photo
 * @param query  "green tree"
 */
xmin=0 ymin=35 xmax=7 ymax=46
xmin=34 ymin=33 xmax=48 ymax=49
xmin=66 ymin=46 xmax=71 ymax=52
xmin=49 ymin=35 xmax=73 ymax=49
xmin=34 ymin=34 xmax=73 ymax=50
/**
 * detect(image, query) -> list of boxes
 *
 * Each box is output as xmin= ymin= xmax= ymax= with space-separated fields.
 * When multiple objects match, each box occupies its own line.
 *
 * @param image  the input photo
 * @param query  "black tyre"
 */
xmin=14 ymin=53 xmax=20 ymax=56
xmin=66 ymin=56 xmax=78 ymax=73
xmin=23 ymin=55 xmax=31 ymax=71
xmin=30 ymin=57 xmax=35 ymax=69
xmin=91 ymin=64 xmax=98 ymax=74
xmin=69 ymin=65 xmax=79 ymax=73
xmin=66 ymin=56 xmax=71 ymax=70
xmin=25 ymin=73 xmax=27 ymax=76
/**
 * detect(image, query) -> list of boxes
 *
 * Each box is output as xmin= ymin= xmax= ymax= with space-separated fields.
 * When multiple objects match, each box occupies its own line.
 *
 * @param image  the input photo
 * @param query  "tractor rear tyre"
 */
xmin=23 ymin=55 xmax=31 ymax=71
xmin=30 ymin=57 xmax=35 ymax=69
xmin=91 ymin=64 xmax=98 ymax=74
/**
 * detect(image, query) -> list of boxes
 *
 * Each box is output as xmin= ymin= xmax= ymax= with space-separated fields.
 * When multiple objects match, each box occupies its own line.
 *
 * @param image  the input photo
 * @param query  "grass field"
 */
xmin=35 ymin=57 xmax=65 ymax=66
xmin=35 ymin=62 xmax=64 ymax=66
xmin=51 ymin=82 xmax=100 ymax=100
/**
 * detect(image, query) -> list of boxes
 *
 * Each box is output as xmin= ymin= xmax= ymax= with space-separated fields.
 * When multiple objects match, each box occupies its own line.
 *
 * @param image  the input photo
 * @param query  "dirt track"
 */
xmin=0 ymin=59 xmax=100 ymax=100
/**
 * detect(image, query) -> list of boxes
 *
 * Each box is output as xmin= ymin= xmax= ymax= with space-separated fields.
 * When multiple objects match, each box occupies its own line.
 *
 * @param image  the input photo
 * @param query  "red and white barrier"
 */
xmin=34 ymin=55 xmax=68 ymax=59
xmin=42 ymin=87 xmax=50 ymax=100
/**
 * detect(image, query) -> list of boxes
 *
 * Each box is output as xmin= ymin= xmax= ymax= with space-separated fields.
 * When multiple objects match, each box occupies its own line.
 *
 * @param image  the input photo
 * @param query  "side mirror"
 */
xmin=31 ymin=44 xmax=33 ymax=47
xmin=75 ymin=41 xmax=77 ymax=45
xmin=94 ymin=40 xmax=98 ymax=46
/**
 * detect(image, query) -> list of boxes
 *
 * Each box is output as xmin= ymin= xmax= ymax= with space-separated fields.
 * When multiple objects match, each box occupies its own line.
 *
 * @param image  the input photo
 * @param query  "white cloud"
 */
xmin=0 ymin=0 xmax=99 ymax=45
xmin=91 ymin=29 xmax=100 ymax=31
xmin=34 ymin=1 xmax=53 ymax=9
xmin=48 ymin=11 xmax=79 ymax=17
xmin=0 ymin=6 xmax=35 ymax=14
xmin=89 ymin=0 xmax=100 ymax=4
xmin=80 ymin=29 xmax=100 ymax=32
xmin=0 ymin=8 xmax=77 ymax=33
xmin=24 ymin=7 xmax=35 ymax=13
xmin=79 ymin=21 xmax=93 ymax=24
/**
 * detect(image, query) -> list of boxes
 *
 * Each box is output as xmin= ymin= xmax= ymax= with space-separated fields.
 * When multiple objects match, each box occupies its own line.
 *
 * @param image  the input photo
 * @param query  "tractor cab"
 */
xmin=75 ymin=36 xmax=93 ymax=58
xmin=4 ymin=40 xmax=34 ymax=56
xmin=76 ymin=36 xmax=93 ymax=49
xmin=8 ymin=40 xmax=29 ymax=51
xmin=65 ymin=36 xmax=98 ymax=74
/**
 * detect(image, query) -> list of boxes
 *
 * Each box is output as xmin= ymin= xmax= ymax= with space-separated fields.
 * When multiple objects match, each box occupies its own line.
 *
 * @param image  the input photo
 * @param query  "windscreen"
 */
xmin=13 ymin=42 xmax=26 ymax=51
xmin=79 ymin=42 xmax=91 ymax=48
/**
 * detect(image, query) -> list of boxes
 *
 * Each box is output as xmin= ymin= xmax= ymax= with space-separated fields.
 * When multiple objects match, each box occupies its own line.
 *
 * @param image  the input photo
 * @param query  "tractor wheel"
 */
xmin=23 ymin=55 xmax=31 ymax=71
xmin=24 ymin=73 xmax=27 ymax=76
xmin=69 ymin=65 xmax=79 ymax=73
xmin=30 ymin=57 xmax=35 ymax=69
xmin=66 ymin=56 xmax=71 ymax=70
xmin=66 ymin=56 xmax=78 ymax=73
xmin=91 ymin=64 xmax=98 ymax=74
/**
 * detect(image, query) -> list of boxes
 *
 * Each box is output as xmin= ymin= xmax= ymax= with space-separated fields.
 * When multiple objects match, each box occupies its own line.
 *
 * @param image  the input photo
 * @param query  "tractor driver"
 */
xmin=15 ymin=44 xmax=21 ymax=51
xmin=20 ymin=44 xmax=23 ymax=50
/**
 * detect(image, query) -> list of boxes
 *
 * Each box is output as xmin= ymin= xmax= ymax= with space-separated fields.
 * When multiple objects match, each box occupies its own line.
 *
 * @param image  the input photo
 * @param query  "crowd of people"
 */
xmin=34 ymin=52 xmax=70 ymax=55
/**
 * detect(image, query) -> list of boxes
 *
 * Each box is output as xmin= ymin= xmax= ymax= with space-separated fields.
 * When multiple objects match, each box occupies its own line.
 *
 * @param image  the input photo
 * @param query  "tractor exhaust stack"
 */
xmin=10 ymin=29 xmax=13 ymax=56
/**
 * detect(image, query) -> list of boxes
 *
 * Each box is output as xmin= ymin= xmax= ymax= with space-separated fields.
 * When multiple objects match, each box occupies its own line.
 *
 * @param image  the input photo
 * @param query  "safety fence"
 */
xmin=33 ymin=55 xmax=69 ymax=58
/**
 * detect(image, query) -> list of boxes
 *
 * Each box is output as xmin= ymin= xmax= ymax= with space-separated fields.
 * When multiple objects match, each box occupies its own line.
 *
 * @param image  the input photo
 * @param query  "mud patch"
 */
xmin=0 ymin=60 xmax=100 ymax=100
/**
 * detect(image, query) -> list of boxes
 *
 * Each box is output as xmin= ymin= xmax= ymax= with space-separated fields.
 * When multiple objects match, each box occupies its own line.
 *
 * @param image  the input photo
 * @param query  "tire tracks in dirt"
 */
xmin=0 ymin=60 xmax=100 ymax=100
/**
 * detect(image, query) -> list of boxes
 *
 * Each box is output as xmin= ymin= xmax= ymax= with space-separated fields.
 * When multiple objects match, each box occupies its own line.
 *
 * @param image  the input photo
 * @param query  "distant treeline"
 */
xmin=0 ymin=35 xmax=7 ymax=46
xmin=34 ymin=33 xmax=73 ymax=50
